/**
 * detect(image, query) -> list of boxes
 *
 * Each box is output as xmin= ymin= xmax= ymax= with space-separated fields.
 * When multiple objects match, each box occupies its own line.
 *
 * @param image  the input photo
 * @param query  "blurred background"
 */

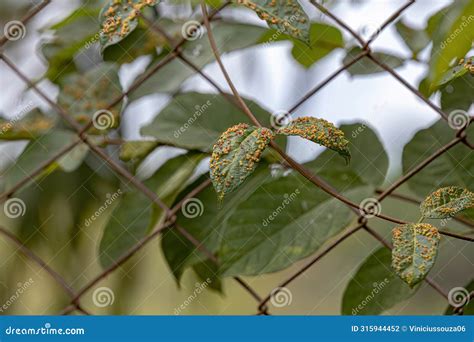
xmin=0 ymin=0 xmax=472 ymax=315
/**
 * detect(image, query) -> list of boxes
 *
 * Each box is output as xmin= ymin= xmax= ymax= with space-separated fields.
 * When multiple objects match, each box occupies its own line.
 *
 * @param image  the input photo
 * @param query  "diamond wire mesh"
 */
xmin=0 ymin=0 xmax=472 ymax=315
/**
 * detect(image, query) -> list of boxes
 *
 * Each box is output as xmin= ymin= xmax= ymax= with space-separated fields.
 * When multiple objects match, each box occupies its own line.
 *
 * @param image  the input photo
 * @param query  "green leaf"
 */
xmin=140 ymin=92 xmax=286 ymax=152
xmin=440 ymin=66 xmax=474 ymax=112
xmin=99 ymin=152 xmax=204 ymax=268
xmin=0 ymin=108 xmax=56 ymax=140
xmin=193 ymin=261 xmax=223 ymax=292
xmin=217 ymin=185 xmax=372 ymax=277
xmin=428 ymin=0 xmax=474 ymax=86
xmin=103 ymin=26 xmax=165 ymax=64
xmin=395 ymin=20 xmax=430 ymax=57
xmin=444 ymin=279 xmax=474 ymax=315
xmin=40 ymin=7 xmax=100 ymax=83
xmin=259 ymin=22 xmax=344 ymax=68
xmin=99 ymin=0 xmax=159 ymax=52
xmin=391 ymin=223 xmax=440 ymax=287
xmin=344 ymin=47 xmax=403 ymax=75
xmin=342 ymin=248 xmax=418 ymax=315
xmin=437 ymin=56 xmax=473 ymax=87
xmin=56 ymin=143 xmax=90 ymax=172
xmin=162 ymin=166 xmax=271 ymax=282
xmin=210 ymin=124 xmax=273 ymax=200
xmin=403 ymin=120 xmax=474 ymax=197
xmin=128 ymin=22 xmax=268 ymax=101
xmin=162 ymin=123 xmax=386 ymax=282
xmin=163 ymin=168 xmax=373 ymax=280
xmin=420 ymin=186 xmax=474 ymax=219
xmin=4 ymin=131 xmax=86 ymax=188
xmin=233 ymin=0 xmax=310 ymax=43
xmin=119 ymin=140 xmax=159 ymax=163
xmin=277 ymin=116 xmax=350 ymax=163
xmin=305 ymin=123 xmax=388 ymax=187
xmin=58 ymin=63 xmax=122 ymax=133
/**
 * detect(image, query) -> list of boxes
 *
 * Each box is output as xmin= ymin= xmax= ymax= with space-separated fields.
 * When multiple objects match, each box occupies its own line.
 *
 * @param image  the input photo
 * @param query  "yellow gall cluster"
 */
xmin=278 ymin=116 xmax=350 ymax=161
xmin=210 ymin=124 xmax=273 ymax=199
xmin=102 ymin=0 xmax=157 ymax=40
xmin=459 ymin=58 xmax=474 ymax=73
xmin=236 ymin=0 xmax=305 ymax=39
xmin=391 ymin=223 xmax=440 ymax=287
xmin=421 ymin=186 xmax=474 ymax=218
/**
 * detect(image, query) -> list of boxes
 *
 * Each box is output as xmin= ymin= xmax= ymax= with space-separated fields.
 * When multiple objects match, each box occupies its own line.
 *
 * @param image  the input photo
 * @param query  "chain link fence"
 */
xmin=0 ymin=0 xmax=472 ymax=315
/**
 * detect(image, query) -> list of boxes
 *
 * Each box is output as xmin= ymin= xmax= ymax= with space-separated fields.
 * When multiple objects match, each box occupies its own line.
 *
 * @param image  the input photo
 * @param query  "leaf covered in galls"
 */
xmin=99 ymin=0 xmax=159 ymax=51
xmin=234 ymin=0 xmax=310 ymax=43
xmin=277 ymin=116 xmax=350 ymax=163
xmin=391 ymin=223 xmax=440 ymax=287
xmin=210 ymin=123 xmax=274 ymax=200
xmin=420 ymin=186 xmax=474 ymax=219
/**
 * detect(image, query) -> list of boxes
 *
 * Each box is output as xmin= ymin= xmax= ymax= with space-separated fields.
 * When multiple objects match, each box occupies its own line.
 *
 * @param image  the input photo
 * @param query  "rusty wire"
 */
xmin=0 ymin=0 xmax=472 ymax=316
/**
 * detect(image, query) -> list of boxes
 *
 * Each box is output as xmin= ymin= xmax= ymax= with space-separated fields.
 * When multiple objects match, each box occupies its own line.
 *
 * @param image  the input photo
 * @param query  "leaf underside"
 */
xmin=421 ymin=186 xmax=474 ymax=219
xmin=391 ymin=223 xmax=440 ymax=287
xmin=99 ymin=0 xmax=158 ymax=51
xmin=234 ymin=0 xmax=310 ymax=43
xmin=277 ymin=116 xmax=351 ymax=163
xmin=210 ymin=123 xmax=274 ymax=199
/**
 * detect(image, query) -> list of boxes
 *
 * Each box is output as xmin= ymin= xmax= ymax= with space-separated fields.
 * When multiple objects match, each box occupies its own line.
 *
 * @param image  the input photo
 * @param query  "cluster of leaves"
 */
xmin=1 ymin=0 xmax=473 ymax=314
